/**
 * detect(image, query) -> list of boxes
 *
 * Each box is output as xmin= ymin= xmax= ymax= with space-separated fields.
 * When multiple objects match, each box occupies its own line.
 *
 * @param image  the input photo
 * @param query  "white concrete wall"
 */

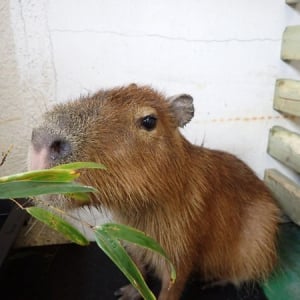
xmin=1 ymin=0 xmax=56 ymax=176
xmin=1 ymin=1 xmax=300 ymax=222
xmin=46 ymin=0 xmax=300 ymax=180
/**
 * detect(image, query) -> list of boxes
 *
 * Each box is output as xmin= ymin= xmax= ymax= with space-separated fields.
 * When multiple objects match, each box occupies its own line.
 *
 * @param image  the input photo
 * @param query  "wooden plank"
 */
xmin=286 ymin=0 xmax=300 ymax=4
xmin=264 ymin=169 xmax=300 ymax=225
xmin=274 ymin=79 xmax=300 ymax=117
xmin=281 ymin=25 xmax=300 ymax=61
xmin=267 ymin=126 xmax=300 ymax=173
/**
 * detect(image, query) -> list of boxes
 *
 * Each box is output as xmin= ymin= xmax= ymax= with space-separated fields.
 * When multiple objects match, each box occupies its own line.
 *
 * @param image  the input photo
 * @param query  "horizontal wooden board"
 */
xmin=286 ymin=0 xmax=300 ymax=3
xmin=264 ymin=169 xmax=300 ymax=225
xmin=267 ymin=126 xmax=300 ymax=173
xmin=281 ymin=25 xmax=300 ymax=61
xmin=274 ymin=79 xmax=300 ymax=117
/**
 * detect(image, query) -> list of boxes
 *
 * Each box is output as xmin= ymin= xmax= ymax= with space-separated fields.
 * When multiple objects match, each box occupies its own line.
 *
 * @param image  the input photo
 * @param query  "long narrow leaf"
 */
xmin=94 ymin=228 xmax=156 ymax=300
xmin=0 ymin=181 xmax=97 ymax=199
xmin=0 ymin=169 xmax=79 ymax=183
xmin=0 ymin=162 xmax=105 ymax=184
xmin=52 ymin=162 xmax=106 ymax=170
xmin=65 ymin=192 xmax=91 ymax=205
xmin=26 ymin=207 xmax=89 ymax=246
xmin=99 ymin=223 xmax=176 ymax=284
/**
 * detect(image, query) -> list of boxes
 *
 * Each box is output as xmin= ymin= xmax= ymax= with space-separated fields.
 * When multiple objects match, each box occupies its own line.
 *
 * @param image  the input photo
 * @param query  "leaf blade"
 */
xmin=52 ymin=162 xmax=106 ymax=171
xmin=26 ymin=206 xmax=89 ymax=246
xmin=0 ymin=162 xmax=106 ymax=184
xmin=99 ymin=223 xmax=176 ymax=283
xmin=0 ymin=169 xmax=79 ymax=183
xmin=0 ymin=181 xmax=97 ymax=199
xmin=94 ymin=228 xmax=156 ymax=300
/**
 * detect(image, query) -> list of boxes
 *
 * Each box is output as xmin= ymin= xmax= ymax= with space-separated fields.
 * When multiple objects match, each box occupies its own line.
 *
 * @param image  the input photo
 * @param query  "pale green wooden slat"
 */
xmin=286 ymin=0 xmax=300 ymax=4
xmin=274 ymin=79 xmax=300 ymax=117
xmin=267 ymin=126 xmax=300 ymax=173
xmin=264 ymin=169 xmax=300 ymax=226
xmin=281 ymin=26 xmax=300 ymax=61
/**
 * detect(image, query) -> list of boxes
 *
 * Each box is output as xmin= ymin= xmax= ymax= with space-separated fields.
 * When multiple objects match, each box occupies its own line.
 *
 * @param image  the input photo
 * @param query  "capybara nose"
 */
xmin=31 ymin=128 xmax=72 ymax=166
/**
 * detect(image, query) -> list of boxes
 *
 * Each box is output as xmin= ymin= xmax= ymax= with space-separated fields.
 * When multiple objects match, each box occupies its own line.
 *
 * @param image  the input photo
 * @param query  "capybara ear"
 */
xmin=167 ymin=94 xmax=194 ymax=128
xmin=128 ymin=83 xmax=138 ymax=89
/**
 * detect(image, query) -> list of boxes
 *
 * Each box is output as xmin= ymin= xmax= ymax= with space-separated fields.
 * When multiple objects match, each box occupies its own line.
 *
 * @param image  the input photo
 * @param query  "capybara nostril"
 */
xmin=49 ymin=139 xmax=71 ymax=161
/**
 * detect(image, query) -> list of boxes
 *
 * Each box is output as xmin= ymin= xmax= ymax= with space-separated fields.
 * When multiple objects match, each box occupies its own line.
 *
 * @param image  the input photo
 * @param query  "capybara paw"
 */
xmin=114 ymin=284 xmax=142 ymax=300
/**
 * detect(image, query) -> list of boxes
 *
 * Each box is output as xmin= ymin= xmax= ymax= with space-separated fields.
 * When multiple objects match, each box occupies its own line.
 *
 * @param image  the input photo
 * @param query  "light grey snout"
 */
xmin=29 ymin=128 xmax=72 ymax=170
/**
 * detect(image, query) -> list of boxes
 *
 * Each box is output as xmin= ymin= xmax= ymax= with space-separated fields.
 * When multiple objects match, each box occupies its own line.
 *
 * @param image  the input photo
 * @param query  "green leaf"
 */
xmin=26 ymin=206 xmax=89 ymax=246
xmin=94 ymin=228 xmax=156 ymax=300
xmin=52 ymin=162 xmax=106 ymax=171
xmin=0 ymin=181 xmax=97 ymax=199
xmin=0 ymin=169 xmax=79 ymax=183
xmin=99 ymin=223 xmax=176 ymax=284
xmin=0 ymin=162 xmax=106 ymax=184
xmin=65 ymin=192 xmax=91 ymax=204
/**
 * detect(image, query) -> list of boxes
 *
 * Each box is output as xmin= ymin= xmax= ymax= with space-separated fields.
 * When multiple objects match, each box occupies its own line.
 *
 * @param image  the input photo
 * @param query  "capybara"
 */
xmin=29 ymin=84 xmax=279 ymax=300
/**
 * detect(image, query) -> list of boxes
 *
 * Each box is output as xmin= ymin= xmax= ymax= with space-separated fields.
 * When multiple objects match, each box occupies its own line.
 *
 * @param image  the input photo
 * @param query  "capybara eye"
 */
xmin=141 ymin=115 xmax=157 ymax=131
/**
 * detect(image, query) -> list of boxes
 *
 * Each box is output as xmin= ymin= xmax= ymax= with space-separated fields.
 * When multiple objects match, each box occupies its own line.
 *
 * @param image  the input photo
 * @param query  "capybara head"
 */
xmin=30 ymin=84 xmax=194 ymax=211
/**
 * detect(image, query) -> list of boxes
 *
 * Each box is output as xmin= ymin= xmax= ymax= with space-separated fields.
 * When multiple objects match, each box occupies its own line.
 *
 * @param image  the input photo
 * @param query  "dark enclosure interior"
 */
xmin=0 ymin=202 xmax=267 ymax=300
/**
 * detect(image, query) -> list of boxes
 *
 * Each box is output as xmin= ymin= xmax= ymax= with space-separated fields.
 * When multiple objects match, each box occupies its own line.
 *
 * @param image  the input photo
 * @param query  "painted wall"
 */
xmin=1 ymin=0 xmax=56 ymax=176
xmin=1 ymin=1 xmax=300 ymax=229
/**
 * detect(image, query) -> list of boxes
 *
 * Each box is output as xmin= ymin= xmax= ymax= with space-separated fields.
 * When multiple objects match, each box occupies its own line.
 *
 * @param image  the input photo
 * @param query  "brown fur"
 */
xmin=30 ymin=84 xmax=280 ymax=300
